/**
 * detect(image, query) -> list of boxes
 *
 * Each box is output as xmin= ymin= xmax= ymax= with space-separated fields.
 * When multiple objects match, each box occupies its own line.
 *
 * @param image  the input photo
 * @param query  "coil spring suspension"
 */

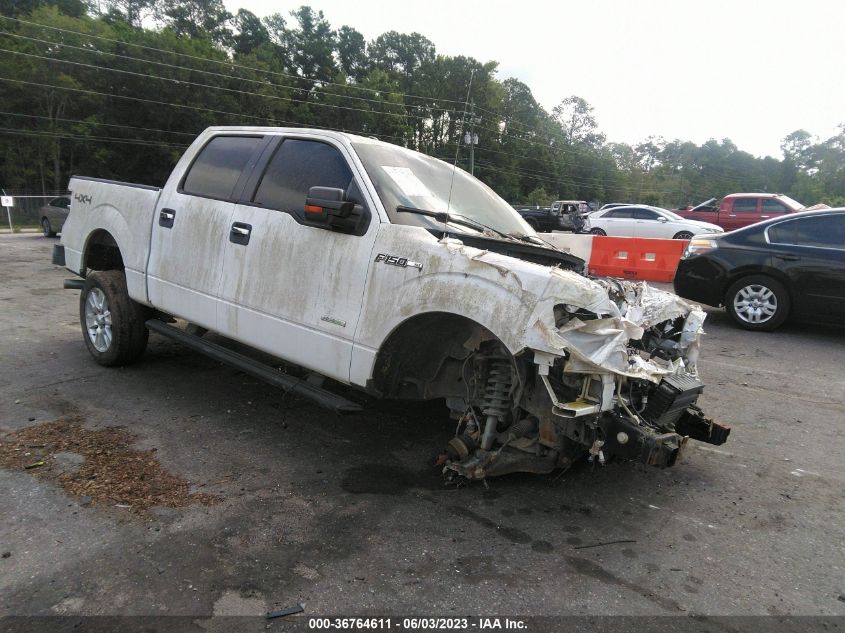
xmin=480 ymin=358 xmax=514 ymax=450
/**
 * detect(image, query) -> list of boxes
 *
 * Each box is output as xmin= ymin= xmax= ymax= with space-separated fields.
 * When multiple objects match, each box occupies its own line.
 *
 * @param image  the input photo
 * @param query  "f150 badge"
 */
xmin=374 ymin=253 xmax=423 ymax=271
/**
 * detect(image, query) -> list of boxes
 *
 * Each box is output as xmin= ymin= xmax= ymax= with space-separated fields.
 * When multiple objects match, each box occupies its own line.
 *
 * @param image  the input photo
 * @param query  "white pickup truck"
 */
xmin=54 ymin=127 xmax=728 ymax=481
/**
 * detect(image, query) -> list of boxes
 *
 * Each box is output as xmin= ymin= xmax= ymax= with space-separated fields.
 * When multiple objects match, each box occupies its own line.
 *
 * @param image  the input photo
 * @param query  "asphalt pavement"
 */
xmin=1 ymin=234 xmax=844 ymax=628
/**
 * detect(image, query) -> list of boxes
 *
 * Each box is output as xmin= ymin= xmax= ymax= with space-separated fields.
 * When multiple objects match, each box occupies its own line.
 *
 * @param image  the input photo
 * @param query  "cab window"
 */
xmin=732 ymin=198 xmax=759 ymax=213
xmin=182 ymin=135 xmax=263 ymax=201
xmin=761 ymin=199 xmax=788 ymax=214
xmin=253 ymin=139 xmax=354 ymax=219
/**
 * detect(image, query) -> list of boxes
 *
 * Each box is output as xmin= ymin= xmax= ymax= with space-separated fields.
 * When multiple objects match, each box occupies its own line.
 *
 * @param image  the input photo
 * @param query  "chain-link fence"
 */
xmin=1 ymin=192 xmax=71 ymax=234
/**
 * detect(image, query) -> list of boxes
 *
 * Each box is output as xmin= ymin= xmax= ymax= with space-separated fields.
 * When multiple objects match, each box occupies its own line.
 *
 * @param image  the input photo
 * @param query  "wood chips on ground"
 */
xmin=0 ymin=415 xmax=219 ymax=513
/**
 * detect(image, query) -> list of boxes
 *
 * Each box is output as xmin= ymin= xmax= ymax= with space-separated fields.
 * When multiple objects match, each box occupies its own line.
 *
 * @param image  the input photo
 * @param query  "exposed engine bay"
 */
xmin=433 ymin=277 xmax=731 ymax=481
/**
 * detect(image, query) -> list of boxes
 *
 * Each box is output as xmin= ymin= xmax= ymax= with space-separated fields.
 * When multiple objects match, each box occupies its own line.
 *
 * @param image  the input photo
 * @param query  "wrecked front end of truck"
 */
xmin=437 ymin=270 xmax=730 ymax=481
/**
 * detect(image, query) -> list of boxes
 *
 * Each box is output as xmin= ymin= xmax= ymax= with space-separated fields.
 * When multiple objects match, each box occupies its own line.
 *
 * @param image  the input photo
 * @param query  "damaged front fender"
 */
xmin=526 ymin=270 xmax=706 ymax=382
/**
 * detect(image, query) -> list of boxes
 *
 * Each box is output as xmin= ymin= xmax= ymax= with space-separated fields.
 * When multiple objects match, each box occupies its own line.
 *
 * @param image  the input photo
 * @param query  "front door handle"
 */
xmin=775 ymin=253 xmax=799 ymax=261
xmin=159 ymin=208 xmax=176 ymax=228
xmin=229 ymin=221 xmax=252 ymax=245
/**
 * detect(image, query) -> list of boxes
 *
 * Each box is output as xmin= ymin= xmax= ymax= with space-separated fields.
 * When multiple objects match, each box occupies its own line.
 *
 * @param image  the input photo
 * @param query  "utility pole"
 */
xmin=463 ymin=102 xmax=481 ymax=176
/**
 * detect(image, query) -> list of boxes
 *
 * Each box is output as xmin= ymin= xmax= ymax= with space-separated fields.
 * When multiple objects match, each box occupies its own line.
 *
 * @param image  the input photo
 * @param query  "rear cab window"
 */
xmin=181 ymin=135 xmax=264 ymax=201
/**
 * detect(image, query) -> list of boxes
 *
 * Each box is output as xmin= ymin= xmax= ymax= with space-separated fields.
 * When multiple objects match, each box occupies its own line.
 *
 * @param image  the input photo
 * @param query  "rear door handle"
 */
xmin=229 ymin=221 xmax=252 ymax=245
xmin=775 ymin=253 xmax=799 ymax=261
xmin=159 ymin=208 xmax=176 ymax=228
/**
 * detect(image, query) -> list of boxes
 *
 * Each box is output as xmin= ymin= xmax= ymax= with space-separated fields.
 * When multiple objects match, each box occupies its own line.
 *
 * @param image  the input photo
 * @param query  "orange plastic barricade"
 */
xmin=587 ymin=236 xmax=686 ymax=282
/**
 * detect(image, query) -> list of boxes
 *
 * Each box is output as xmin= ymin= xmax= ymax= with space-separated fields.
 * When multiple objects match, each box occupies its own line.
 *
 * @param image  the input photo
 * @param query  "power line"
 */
xmin=0 ymin=47 xmax=428 ymax=124
xmin=473 ymin=160 xmax=683 ymax=197
xmin=0 ymin=25 xmax=765 ymax=191
xmin=0 ymin=111 xmax=198 ymax=137
xmin=0 ymin=15 xmax=474 ymax=108
xmin=0 ymin=29 xmax=465 ymax=118
xmin=0 ymin=127 xmax=190 ymax=148
xmin=0 ymin=16 xmax=779 ymax=195
xmin=0 ymin=76 xmax=410 ymax=145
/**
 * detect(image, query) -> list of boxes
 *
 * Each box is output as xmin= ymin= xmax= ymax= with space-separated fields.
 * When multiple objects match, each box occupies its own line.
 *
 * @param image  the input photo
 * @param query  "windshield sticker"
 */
xmin=381 ymin=166 xmax=433 ymax=198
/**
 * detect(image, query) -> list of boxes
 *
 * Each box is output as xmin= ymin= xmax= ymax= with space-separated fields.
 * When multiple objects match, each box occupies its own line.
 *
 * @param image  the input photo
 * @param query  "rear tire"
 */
xmin=79 ymin=270 xmax=149 ymax=366
xmin=673 ymin=231 xmax=694 ymax=240
xmin=590 ymin=228 xmax=606 ymax=236
xmin=42 ymin=218 xmax=55 ymax=237
xmin=725 ymin=275 xmax=790 ymax=331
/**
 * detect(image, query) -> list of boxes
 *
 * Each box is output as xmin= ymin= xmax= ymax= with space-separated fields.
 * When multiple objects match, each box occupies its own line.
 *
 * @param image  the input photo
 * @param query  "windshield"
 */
xmin=352 ymin=141 xmax=535 ymax=237
xmin=657 ymin=208 xmax=685 ymax=221
xmin=778 ymin=195 xmax=804 ymax=210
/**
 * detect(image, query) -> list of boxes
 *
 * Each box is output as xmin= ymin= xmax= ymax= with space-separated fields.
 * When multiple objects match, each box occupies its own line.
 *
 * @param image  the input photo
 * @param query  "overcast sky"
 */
xmin=226 ymin=0 xmax=844 ymax=158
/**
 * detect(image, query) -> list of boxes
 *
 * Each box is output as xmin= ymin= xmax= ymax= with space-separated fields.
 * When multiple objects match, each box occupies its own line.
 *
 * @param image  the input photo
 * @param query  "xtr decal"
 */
xmin=320 ymin=315 xmax=347 ymax=328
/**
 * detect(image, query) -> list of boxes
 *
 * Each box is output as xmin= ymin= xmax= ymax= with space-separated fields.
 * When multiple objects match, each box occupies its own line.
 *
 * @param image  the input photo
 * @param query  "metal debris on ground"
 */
xmin=266 ymin=604 xmax=305 ymax=619
xmin=572 ymin=539 xmax=638 ymax=550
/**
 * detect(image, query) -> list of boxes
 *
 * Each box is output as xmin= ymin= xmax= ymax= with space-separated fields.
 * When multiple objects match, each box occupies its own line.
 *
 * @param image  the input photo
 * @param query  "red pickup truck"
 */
xmin=676 ymin=193 xmax=804 ymax=231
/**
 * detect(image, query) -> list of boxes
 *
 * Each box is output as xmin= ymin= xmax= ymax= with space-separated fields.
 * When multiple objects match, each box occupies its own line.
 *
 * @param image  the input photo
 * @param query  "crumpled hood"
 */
xmin=523 ymin=267 xmax=706 ymax=382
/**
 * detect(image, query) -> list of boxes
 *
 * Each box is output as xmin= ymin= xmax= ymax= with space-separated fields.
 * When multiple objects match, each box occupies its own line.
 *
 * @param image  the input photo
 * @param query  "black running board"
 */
xmin=145 ymin=319 xmax=363 ymax=415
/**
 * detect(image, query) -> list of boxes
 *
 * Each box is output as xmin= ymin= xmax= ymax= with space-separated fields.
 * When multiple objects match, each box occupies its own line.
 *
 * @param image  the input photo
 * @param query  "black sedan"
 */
xmin=673 ymin=209 xmax=845 ymax=331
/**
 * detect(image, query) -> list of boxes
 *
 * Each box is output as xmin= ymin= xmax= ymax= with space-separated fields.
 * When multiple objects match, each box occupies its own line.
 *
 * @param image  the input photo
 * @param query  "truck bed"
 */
xmin=61 ymin=176 xmax=162 ymax=304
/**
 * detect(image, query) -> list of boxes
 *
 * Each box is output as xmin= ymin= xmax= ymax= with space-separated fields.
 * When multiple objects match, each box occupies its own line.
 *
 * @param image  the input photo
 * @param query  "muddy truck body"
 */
xmin=54 ymin=127 xmax=729 ymax=481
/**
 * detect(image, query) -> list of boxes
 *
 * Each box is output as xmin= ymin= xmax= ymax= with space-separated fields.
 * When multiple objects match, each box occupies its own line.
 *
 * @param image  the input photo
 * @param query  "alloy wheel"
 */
xmin=84 ymin=287 xmax=113 ymax=352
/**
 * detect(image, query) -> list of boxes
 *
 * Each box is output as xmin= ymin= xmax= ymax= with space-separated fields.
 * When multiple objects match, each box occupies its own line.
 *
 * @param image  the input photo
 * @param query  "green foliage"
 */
xmin=0 ymin=2 xmax=843 ymax=211
xmin=525 ymin=186 xmax=552 ymax=207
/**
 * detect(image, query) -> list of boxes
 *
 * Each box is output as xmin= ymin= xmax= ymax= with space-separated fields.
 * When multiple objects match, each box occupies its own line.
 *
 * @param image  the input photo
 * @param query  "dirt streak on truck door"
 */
xmin=146 ymin=134 xmax=266 ymax=331
xmin=216 ymin=134 xmax=379 ymax=383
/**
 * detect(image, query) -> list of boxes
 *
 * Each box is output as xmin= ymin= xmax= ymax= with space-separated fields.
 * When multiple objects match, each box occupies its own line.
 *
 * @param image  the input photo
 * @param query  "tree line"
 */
xmin=1 ymin=0 xmax=844 ymax=209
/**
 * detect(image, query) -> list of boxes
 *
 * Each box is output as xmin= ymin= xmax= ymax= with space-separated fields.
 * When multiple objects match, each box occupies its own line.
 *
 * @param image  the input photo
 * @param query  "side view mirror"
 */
xmin=303 ymin=185 xmax=370 ymax=235
xmin=657 ymin=217 xmax=668 ymax=223
xmin=304 ymin=186 xmax=355 ymax=222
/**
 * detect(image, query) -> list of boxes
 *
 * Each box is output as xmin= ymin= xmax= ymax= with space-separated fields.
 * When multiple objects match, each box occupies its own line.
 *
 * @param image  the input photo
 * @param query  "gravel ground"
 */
xmin=1 ymin=234 xmax=844 ymax=628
